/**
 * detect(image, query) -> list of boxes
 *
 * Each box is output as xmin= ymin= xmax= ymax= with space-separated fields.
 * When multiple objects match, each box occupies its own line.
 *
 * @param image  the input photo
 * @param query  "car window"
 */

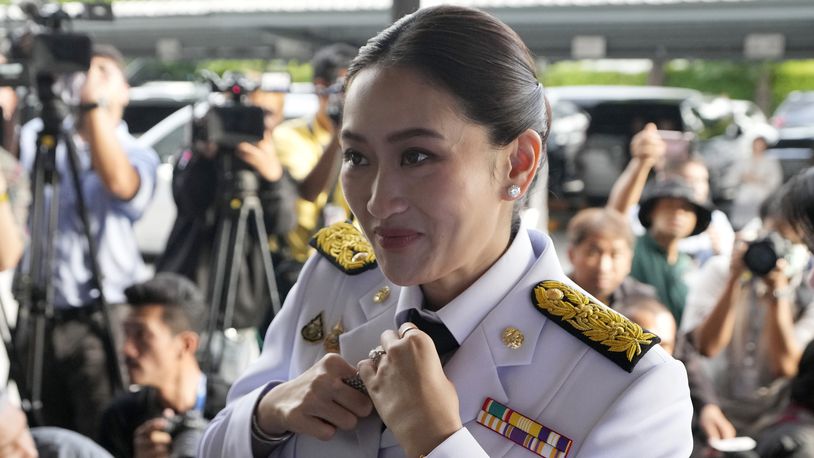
xmin=152 ymin=122 xmax=188 ymax=162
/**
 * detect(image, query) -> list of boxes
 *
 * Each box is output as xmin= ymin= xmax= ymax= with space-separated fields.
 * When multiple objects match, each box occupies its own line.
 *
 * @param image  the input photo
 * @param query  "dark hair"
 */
xmin=312 ymin=43 xmax=358 ymax=84
xmin=346 ymin=5 xmax=550 ymax=147
xmin=92 ymin=43 xmax=126 ymax=76
xmin=567 ymin=207 xmax=634 ymax=249
xmin=782 ymin=167 xmax=814 ymax=252
xmin=759 ymin=187 xmax=785 ymax=221
xmin=124 ymin=273 xmax=207 ymax=334
xmin=791 ymin=339 xmax=814 ymax=411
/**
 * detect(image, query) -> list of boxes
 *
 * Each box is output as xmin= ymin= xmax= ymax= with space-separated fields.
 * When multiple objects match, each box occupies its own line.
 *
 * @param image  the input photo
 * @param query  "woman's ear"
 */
xmin=506 ymin=128 xmax=543 ymax=198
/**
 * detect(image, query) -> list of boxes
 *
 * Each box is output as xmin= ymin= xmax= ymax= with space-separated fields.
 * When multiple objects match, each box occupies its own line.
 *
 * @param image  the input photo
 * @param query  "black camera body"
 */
xmin=194 ymin=73 xmax=265 ymax=150
xmin=164 ymin=411 xmax=209 ymax=458
xmin=743 ymin=232 xmax=792 ymax=277
xmin=0 ymin=4 xmax=100 ymax=89
xmin=205 ymin=104 xmax=265 ymax=149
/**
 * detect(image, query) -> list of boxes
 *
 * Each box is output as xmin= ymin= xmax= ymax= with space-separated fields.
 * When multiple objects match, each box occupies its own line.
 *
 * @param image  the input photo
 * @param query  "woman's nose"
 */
xmin=366 ymin=170 xmax=408 ymax=219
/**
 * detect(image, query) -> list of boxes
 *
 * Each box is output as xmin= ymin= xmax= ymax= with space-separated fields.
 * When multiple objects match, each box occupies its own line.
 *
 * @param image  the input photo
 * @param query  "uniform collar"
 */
xmin=393 ymin=223 xmax=537 ymax=346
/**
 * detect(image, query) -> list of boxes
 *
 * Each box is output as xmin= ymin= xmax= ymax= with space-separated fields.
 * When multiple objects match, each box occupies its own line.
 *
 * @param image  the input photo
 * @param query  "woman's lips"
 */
xmin=373 ymin=227 xmax=423 ymax=250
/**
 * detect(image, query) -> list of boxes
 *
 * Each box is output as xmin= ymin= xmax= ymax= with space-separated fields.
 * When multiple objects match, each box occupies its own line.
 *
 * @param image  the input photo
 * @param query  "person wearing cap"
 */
xmin=682 ymin=190 xmax=814 ymax=439
xmin=630 ymin=176 xmax=713 ymax=325
xmin=730 ymin=126 xmax=784 ymax=230
xmin=608 ymin=123 xmax=735 ymax=266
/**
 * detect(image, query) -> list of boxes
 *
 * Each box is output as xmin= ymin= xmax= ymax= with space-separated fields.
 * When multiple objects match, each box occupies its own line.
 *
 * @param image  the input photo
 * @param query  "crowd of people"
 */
xmin=0 ymin=5 xmax=812 ymax=458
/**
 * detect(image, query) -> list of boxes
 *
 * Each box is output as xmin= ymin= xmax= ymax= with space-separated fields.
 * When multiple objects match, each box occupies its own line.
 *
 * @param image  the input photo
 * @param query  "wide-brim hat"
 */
xmin=638 ymin=178 xmax=713 ymax=236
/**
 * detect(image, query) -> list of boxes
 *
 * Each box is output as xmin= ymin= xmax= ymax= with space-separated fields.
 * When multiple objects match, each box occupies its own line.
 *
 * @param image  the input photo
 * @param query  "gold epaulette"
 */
xmin=310 ymin=222 xmax=377 ymax=275
xmin=531 ymin=280 xmax=660 ymax=373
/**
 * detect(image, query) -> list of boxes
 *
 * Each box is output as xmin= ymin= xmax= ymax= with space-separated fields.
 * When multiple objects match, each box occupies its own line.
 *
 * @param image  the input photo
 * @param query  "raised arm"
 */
xmin=606 ymin=123 xmax=665 ymax=214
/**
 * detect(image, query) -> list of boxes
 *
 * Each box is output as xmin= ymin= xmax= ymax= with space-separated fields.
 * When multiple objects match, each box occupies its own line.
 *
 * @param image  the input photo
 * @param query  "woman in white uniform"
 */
xmin=200 ymin=6 xmax=693 ymax=457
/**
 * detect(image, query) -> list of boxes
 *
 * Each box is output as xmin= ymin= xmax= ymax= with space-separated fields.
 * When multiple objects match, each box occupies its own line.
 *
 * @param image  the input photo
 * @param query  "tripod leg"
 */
xmin=203 ymin=216 xmax=235 ymax=374
xmin=248 ymin=203 xmax=283 ymax=317
xmin=220 ymin=203 xmax=250 ymax=332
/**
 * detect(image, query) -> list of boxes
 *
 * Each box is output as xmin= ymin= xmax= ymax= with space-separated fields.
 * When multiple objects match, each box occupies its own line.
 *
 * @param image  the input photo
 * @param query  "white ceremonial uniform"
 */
xmin=200 ymin=224 xmax=693 ymax=457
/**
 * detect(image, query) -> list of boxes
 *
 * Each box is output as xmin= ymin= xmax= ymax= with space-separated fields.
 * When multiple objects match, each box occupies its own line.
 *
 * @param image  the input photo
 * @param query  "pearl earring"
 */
xmin=508 ymin=185 xmax=521 ymax=199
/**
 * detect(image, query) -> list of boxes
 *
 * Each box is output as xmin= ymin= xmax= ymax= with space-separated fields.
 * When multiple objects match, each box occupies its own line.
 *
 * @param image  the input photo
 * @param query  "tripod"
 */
xmin=202 ymin=154 xmax=282 ymax=377
xmin=12 ymin=78 xmax=123 ymax=425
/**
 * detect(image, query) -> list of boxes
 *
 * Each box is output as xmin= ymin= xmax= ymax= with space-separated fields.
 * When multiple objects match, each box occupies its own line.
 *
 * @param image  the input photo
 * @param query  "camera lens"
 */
xmin=743 ymin=238 xmax=779 ymax=276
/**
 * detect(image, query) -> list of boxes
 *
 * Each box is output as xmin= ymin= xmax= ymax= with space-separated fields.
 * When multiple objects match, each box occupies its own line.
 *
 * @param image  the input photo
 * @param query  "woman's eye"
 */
xmin=343 ymin=150 xmax=368 ymax=166
xmin=401 ymin=149 xmax=430 ymax=166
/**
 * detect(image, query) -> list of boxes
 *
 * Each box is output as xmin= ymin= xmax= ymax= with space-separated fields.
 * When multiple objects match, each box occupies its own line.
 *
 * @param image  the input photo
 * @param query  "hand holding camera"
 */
xmin=235 ymin=140 xmax=283 ymax=182
xmin=134 ymin=409 xmax=209 ymax=458
xmin=133 ymin=413 xmax=172 ymax=458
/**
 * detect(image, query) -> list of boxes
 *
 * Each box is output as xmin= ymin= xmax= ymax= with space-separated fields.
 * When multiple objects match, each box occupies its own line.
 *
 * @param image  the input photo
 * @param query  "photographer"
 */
xmin=156 ymin=84 xmax=296 ymax=377
xmin=99 ymin=273 xmax=229 ymax=458
xmin=17 ymin=44 xmax=159 ymax=438
xmin=682 ymin=190 xmax=814 ymax=438
xmin=271 ymin=43 xmax=356 ymax=299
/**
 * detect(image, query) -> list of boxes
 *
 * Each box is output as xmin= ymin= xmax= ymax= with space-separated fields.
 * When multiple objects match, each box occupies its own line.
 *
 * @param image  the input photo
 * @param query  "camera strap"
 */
xmin=193 ymin=373 xmax=207 ymax=414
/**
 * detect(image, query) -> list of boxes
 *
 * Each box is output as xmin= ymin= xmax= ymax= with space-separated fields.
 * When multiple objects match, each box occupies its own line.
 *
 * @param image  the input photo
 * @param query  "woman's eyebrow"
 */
xmin=341 ymin=127 xmax=445 ymax=144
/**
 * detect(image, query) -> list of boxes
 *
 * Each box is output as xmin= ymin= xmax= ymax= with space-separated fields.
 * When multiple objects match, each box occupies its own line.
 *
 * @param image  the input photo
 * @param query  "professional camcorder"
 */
xmin=0 ymin=2 xmax=113 ymax=88
xmin=195 ymin=72 xmax=265 ymax=150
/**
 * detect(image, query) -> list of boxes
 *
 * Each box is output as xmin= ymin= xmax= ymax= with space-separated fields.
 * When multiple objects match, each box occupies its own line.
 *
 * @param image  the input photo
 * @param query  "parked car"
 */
xmin=544 ymin=98 xmax=589 ymax=197
xmin=124 ymin=81 xmax=210 ymax=136
xmin=545 ymin=85 xmax=705 ymax=204
xmin=133 ymin=88 xmax=318 ymax=260
xmin=696 ymin=97 xmax=775 ymax=205
xmin=769 ymin=91 xmax=814 ymax=182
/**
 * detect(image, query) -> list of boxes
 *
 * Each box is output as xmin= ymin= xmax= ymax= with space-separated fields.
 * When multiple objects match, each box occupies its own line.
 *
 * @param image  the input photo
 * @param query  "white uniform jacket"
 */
xmin=200 ymin=224 xmax=693 ymax=457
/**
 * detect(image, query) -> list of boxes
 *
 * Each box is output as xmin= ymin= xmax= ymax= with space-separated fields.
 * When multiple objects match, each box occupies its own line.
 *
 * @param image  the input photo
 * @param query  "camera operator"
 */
xmin=155 ymin=84 xmax=296 ymax=377
xmin=17 ymin=44 xmax=159 ymax=439
xmin=271 ymin=43 xmax=357 ymax=300
xmin=682 ymin=190 xmax=814 ymax=438
xmin=99 ymin=273 xmax=229 ymax=458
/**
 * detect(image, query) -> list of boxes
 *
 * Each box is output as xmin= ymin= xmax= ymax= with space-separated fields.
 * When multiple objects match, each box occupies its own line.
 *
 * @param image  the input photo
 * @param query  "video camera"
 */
xmin=195 ymin=71 xmax=265 ymax=150
xmin=0 ymin=2 xmax=113 ymax=89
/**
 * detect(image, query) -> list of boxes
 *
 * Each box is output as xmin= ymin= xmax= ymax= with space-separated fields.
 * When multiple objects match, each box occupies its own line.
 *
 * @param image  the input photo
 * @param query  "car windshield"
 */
xmin=774 ymin=93 xmax=814 ymax=128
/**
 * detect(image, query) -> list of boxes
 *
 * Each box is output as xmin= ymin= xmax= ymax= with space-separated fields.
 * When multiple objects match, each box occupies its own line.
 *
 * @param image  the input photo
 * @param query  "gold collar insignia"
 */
xmin=310 ymin=222 xmax=377 ymax=275
xmin=532 ymin=280 xmax=660 ymax=372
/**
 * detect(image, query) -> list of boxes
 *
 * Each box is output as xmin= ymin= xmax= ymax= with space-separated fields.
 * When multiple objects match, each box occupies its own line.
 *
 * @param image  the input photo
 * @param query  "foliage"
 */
xmin=540 ymin=59 xmax=814 ymax=112
xmin=772 ymin=60 xmax=814 ymax=111
xmin=664 ymin=60 xmax=759 ymax=101
xmin=542 ymin=61 xmax=647 ymax=87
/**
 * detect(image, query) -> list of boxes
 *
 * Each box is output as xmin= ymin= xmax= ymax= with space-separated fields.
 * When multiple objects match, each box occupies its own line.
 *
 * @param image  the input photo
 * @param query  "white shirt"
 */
xmin=200 ymin=225 xmax=693 ymax=457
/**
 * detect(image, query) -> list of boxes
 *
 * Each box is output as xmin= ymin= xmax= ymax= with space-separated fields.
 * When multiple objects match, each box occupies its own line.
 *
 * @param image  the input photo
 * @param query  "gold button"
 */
xmin=373 ymin=286 xmax=391 ymax=303
xmin=502 ymin=327 xmax=525 ymax=350
xmin=545 ymin=288 xmax=564 ymax=301
xmin=351 ymin=252 xmax=369 ymax=263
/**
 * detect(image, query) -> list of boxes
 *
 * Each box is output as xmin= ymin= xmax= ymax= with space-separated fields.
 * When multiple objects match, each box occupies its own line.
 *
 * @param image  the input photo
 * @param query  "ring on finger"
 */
xmin=399 ymin=325 xmax=419 ymax=338
xmin=368 ymin=345 xmax=386 ymax=365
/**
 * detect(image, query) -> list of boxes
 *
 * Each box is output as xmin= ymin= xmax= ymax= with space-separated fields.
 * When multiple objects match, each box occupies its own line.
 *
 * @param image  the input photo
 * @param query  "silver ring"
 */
xmin=368 ymin=345 xmax=386 ymax=365
xmin=399 ymin=325 xmax=420 ymax=338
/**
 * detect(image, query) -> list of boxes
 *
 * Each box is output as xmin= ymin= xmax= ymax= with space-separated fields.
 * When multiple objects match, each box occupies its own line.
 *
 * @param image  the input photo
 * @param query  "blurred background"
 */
xmin=0 ymin=0 xmax=808 ymax=260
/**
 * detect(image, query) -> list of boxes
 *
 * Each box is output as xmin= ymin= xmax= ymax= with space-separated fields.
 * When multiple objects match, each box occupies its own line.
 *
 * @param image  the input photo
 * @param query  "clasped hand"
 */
xmin=358 ymin=324 xmax=462 ymax=458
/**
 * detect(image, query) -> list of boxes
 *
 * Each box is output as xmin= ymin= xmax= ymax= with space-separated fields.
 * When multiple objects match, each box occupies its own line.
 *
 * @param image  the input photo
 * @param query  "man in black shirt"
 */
xmin=99 ymin=274 xmax=228 ymax=458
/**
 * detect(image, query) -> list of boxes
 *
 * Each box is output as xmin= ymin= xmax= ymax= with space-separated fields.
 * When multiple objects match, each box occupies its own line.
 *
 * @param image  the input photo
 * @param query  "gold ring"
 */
xmin=399 ymin=325 xmax=420 ymax=338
